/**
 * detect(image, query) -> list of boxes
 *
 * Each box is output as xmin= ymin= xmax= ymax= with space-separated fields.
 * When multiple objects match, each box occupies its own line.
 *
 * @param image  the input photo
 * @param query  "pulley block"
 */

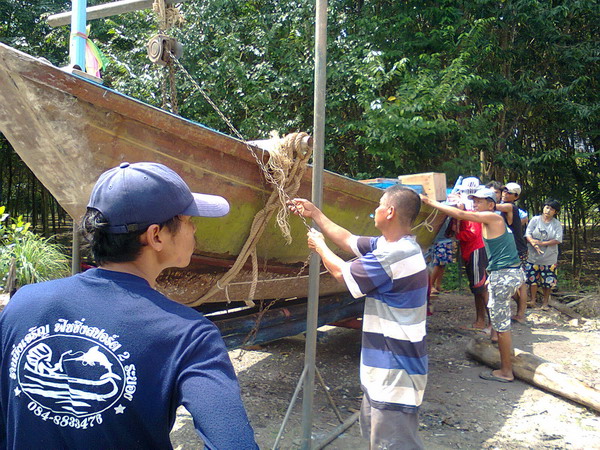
xmin=147 ymin=34 xmax=183 ymax=66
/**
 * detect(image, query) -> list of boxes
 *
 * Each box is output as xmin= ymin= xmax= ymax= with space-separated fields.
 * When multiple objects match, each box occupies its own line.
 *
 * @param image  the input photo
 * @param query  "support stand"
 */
xmin=273 ymin=1 xmax=360 ymax=448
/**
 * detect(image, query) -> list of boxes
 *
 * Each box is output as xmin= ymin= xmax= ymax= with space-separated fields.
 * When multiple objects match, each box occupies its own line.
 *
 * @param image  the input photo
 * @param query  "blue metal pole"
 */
xmin=70 ymin=0 xmax=87 ymax=69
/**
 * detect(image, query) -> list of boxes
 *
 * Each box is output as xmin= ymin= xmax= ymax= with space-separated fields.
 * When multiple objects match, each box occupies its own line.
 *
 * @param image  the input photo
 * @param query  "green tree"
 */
xmin=1 ymin=0 xmax=598 ymax=273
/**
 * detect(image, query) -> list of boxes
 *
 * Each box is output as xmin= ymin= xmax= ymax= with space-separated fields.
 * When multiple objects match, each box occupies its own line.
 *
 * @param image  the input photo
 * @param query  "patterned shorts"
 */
xmin=432 ymin=241 xmax=453 ymax=266
xmin=518 ymin=252 xmax=528 ymax=267
xmin=525 ymin=263 xmax=558 ymax=288
xmin=487 ymin=268 xmax=526 ymax=332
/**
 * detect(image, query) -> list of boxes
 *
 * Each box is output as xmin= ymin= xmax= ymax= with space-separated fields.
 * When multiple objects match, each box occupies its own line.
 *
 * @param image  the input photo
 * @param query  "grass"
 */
xmin=437 ymin=261 xmax=470 ymax=293
xmin=0 ymin=233 xmax=70 ymax=290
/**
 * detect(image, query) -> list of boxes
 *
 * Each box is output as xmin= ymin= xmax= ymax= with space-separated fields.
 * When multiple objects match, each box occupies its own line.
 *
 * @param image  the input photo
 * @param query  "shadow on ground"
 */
xmin=171 ymin=292 xmax=600 ymax=449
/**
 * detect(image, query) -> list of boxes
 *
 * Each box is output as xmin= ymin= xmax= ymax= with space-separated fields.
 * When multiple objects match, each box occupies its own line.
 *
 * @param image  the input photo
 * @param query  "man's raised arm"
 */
xmin=288 ymin=198 xmax=353 ymax=253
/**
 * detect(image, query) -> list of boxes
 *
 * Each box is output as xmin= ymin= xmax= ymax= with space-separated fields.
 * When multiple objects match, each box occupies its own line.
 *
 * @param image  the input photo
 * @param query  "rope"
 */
xmin=168 ymin=55 xmax=317 ymax=306
xmin=168 ymin=61 xmax=178 ymax=114
xmin=158 ymin=62 xmax=178 ymax=113
xmin=152 ymin=0 xmax=183 ymax=113
xmin=192 ymin=132 xmax=313 ymax=307
xmin=71 ymin=31 xmax=88 ymax=40
xmin=152 ymin=0 xmax=185 ymax=31
xmin=202 ymin=259 xmax=353 ymax=292
xmin=411 ymin=205 xmax=440 ymax=233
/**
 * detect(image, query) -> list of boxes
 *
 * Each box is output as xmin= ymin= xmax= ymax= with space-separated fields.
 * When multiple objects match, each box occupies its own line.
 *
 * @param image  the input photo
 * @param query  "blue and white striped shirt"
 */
xmin=342 ymin=235 xmax=428 ymax=412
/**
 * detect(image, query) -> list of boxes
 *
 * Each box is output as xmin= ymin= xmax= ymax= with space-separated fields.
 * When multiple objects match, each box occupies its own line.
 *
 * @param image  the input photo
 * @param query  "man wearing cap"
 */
xmin=421 ymin=187 xmax=525 ymax=383
xmin=446 ymin=177 xmax=489 ymax=331
xmin=0 ymin=162 xmax=257 ymax=448
xmin=495 ymin=182 xmax=528 ymax=322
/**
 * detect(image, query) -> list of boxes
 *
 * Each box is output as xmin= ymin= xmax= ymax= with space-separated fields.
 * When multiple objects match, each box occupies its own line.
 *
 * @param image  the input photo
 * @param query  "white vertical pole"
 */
xmin=300 ymin=0 xmax=327 ymax=448
xmin=70 ymin=0 xmax=87 ymax=69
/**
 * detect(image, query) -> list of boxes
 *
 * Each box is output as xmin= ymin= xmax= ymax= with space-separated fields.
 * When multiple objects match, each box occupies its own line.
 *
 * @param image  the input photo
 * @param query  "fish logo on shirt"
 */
xmin=17 ymin=336 xmax=125 ymax=417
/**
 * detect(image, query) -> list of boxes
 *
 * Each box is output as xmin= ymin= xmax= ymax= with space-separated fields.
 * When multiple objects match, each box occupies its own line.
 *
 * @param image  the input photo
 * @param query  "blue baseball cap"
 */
xmin=88 ymin=162 xmax=230 ymax=233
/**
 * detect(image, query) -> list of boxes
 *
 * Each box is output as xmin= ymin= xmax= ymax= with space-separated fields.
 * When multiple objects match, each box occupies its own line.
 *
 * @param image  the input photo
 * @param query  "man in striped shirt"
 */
xmin=289 ymin=185 xmax=428 ymax=449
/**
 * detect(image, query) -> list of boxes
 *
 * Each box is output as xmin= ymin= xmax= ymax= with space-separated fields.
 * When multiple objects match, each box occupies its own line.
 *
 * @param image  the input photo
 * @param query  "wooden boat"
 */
xmin=0 ymin=42 xmax=446 ymax=313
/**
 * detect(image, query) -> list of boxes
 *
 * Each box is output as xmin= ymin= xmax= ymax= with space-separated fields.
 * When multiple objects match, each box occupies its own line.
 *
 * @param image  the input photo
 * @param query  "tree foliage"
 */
xmin=1 ymin=0 xmax=599 ymax=273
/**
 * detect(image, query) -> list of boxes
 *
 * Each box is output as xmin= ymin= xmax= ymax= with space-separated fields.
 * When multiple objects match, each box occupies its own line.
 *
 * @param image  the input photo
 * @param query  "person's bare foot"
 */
xmin=541 ymin=304 xmax=550 ymax=311
xmin=511 ymin=315 xmax=527 ymax=324
xmin=472 ymin=320 xmax=486 ymax=329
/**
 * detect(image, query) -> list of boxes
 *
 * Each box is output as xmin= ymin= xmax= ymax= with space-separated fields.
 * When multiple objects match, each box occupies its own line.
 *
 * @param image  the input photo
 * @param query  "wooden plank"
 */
xmin=467 ymin=338 xmax=600 ymax=412
xmin=47 ymin=0 xmax=186 ymax=27
xmin=398 ymin=172 xmax=447 ymax=200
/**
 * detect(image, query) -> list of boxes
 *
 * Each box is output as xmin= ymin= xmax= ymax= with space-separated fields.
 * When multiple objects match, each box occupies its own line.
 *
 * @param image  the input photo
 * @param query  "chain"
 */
xmin=160 ymin=66 xmax=168 ymax=110
xmin=295 ymin=257 xmax=311 ymax=277
xmin=171 ymin=55 xmax=312 ymax=232
xmin=167 ymin=53 xmax=317 ymax=305
xmin=234 ymin=298 xmax=278 ymax=360
xmin=168 ymin=61 xmax=178 ymax=114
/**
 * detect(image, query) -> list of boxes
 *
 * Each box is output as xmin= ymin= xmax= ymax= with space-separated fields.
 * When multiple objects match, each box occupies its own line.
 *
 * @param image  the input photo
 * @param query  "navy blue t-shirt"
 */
xmin=0 ymin=269 xmax=257 ymax=449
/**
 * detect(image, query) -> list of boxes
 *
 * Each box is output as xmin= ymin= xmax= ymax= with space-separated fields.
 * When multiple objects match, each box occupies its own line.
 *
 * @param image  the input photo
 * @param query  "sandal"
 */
xmin=479 ymin=370 xmax=513 ymax=383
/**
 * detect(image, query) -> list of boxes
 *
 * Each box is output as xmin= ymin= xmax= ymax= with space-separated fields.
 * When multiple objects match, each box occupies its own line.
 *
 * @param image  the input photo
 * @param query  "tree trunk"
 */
xmin=30 ymin=171 xmax=37 ymax=230
xmin=41 ymin=185 xmax=48 ymax=237
xmin=51 ymin=197 xmax=57 ymax=235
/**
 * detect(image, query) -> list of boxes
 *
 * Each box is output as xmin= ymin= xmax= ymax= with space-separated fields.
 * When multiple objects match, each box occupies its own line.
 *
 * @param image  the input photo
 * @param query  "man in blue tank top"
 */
xmin=421 ymin=187 xmax=525 ymax=383
xmin=0 ymin=162 xmax=258 ymax=449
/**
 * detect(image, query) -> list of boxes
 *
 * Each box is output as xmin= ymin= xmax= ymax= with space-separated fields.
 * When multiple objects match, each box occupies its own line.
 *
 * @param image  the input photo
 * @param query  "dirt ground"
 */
xmin=2 ymin=288 xmax=599 ymax=449
xmin=167 ymin=291 xmax=600 ymax=449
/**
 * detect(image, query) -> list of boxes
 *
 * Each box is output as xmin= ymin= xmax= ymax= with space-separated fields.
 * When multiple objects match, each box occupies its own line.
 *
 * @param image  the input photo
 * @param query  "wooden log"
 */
xmin=47 ymin=0 xmax=187 ymax=27
xmin=548 ymin=298 xmax=585 ymax=320
xmin=564 ymin=296 xmax=589 ymax=308
xmin=466 ymin=337 xmax=600 ymax=413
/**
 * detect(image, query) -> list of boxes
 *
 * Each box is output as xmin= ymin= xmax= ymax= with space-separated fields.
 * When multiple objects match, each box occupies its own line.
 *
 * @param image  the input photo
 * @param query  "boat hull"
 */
xmin=0 ymin=43 xmax=445 ymax=306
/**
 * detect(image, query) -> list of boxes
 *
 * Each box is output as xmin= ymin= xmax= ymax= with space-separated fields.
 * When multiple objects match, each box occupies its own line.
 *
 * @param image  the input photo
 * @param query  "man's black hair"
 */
xmin=544 ymin=198 xmax=561 ymax=214
xmin=82 ymin=208 xmax=182 ymax=265
xmin=383 ymin=185 xmax=421 ymax=226
xmin=485 ymin=181 xmax=503 ymax=191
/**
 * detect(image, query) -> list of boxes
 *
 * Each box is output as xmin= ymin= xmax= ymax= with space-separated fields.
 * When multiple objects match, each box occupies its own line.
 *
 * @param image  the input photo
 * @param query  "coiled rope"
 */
xmin=194 ymin=132 xmax=313 ymax=307
xmin=152 ymin=0 xmax=185 ymax=30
